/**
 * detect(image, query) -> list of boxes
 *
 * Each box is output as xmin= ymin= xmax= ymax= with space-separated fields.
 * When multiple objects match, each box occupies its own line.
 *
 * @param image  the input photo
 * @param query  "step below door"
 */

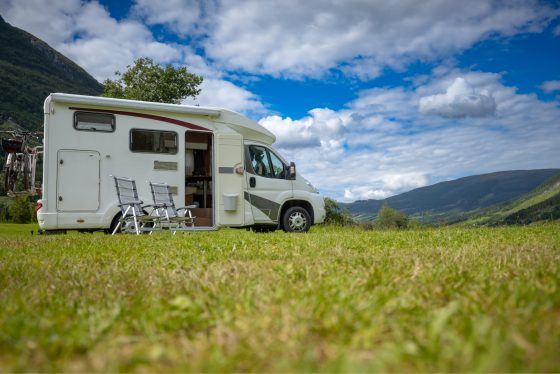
xmin=56 ymin=150 xmax=100 ymax=211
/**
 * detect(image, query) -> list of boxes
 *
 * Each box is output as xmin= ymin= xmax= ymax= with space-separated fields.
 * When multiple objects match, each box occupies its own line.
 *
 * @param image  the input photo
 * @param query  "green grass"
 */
xmin=0 ymin=224 xmax=559 ymax=372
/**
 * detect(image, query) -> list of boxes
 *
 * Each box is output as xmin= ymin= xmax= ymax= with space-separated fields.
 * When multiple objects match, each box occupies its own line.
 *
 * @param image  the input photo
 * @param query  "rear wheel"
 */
xmin=107 ymin=213 xmax=133 ymax=234
xmin=282 ymin=206 xmax=311 ymax=233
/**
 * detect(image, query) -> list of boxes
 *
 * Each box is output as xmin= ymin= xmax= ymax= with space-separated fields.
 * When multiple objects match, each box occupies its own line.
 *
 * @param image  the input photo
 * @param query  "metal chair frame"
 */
xmin=111 ymin=176 xmax=162 ymax=235
xmin=149 ymin=181 xmax=196 ymax=234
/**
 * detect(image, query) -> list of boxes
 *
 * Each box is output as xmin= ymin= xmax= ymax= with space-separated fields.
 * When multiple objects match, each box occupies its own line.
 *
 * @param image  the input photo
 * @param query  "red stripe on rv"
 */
xmin=69 ymin=107 xmax=209 ymax=131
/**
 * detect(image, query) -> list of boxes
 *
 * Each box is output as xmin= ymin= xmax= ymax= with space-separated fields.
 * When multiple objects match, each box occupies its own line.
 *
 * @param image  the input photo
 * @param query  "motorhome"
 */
xmin=36 ymin=93 xmax=325 ymax=233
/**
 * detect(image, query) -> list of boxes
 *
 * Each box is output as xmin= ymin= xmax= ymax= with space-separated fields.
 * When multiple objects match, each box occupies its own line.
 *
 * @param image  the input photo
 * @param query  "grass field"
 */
xmin=0 ymin=223 xmax=559 ymax=371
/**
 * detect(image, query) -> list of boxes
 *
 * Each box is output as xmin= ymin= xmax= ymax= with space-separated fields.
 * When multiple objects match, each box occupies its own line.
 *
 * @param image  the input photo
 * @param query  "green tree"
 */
xmin=102 ymin=58 xmax=203 ymax=104
xmin=375 ymin=203 xmax=409 ymax=229
xmin=324 ymin=197 xmax=354 ymax=225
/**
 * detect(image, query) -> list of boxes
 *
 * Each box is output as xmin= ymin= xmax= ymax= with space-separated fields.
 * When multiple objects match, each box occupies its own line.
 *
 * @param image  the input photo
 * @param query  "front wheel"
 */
xmin=281 ymin=206 xmax=311 ymax=233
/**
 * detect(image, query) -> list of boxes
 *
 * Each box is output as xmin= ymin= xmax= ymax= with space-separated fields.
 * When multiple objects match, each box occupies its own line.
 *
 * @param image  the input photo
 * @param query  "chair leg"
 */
xmin=111 ymin=220 xmax=122 ymax=235
xmin=133 ymin=215 xmax=140 ymax=235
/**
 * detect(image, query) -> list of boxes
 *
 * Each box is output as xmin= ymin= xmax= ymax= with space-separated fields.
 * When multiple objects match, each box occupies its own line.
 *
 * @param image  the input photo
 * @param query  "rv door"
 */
xmin=245 ymin=145 xmax=293 ymax=223
xmin=216 ymin=133 xmax=244 ymax=225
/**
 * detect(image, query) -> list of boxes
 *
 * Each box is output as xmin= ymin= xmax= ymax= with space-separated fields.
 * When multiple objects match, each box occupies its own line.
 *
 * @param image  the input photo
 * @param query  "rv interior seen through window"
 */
xmin=74 ymin=111 xmax=115 ymax=132
xmin=130 ymin=129 xmax=177 ymax=154
xmin=249 ymin=145 xmax=286 ymax=179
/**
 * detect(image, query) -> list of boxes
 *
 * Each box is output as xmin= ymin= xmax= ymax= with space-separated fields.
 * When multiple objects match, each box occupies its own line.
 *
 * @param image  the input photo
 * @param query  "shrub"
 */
xmin=375 ymin=203 xmax=410 ymax=229
xmin=324 ymin=197 xmax=354 ymax=225
xmin=8 ymin=196 xmax=34 ymax=223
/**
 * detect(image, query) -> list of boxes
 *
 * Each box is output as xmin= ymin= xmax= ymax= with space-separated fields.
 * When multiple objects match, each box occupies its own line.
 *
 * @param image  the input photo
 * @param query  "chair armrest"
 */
xmin=177 ymin=205 xmax=197 ymax=211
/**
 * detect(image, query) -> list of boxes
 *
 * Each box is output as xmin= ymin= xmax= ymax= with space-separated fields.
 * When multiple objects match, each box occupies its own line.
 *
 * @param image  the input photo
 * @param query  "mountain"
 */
xmin=461 ymin=174 xmax=560 ymax=226
xmin=0 ymin=15 xmax=102 ymax=130
xmin=341 ymin=169 xmax=560 ymax=222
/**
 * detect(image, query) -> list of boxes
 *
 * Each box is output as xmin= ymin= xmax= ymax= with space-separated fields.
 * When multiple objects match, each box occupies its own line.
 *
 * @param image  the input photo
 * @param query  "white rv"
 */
xmin=36 ymin=93 xmax=325 ymax=233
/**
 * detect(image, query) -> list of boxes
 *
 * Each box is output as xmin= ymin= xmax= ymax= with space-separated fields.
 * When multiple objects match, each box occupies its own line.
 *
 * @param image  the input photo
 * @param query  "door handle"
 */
xmin=250 ymin=177 xmax=256 ymax=188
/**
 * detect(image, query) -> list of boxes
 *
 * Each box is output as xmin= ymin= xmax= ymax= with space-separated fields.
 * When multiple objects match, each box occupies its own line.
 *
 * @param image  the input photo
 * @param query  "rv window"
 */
xmin=248 ymin=145 xmax=286 ymax=179
xmin=130 ymin=129 xmax=177 ymax=154
xmin=74 ymin=112 xmax=115 ymax=132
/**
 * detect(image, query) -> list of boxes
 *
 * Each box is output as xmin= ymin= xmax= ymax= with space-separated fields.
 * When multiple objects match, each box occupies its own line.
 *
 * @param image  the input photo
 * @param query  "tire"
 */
xmin=107 ymin=213 xmax=133 ymax=234
xmin=107 ymin=212 xmax=154 ymax=234
xmin=281 ymin=206 xmax=311 ymax=233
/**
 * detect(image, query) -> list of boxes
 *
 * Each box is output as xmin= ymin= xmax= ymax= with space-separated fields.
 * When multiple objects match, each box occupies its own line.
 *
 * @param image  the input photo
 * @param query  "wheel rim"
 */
xmin=288 ymin=211 xmax=307 ymax=231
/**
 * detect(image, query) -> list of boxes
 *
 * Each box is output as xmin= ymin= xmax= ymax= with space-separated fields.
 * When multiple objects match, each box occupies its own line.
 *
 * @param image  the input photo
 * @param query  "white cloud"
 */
xmin=419 ymin=77 xmax=497 ymax=118
xmin=261 ymin=69 xmax=560 ymax=201
xmin=554 ymin=24 xmax=560 ymax=36
xmin=133 ymin=0 xmax=560 ymax=78
xmin=382 ymin=173 xmax=429 ymax=191
xmin=344 ymin=187 xmax=391 ymax=201
xmin=132 ymin=0 xmax=213 ymax=38
xmin=259 ymin=108 xmax=346 ymax=150
xmin=540 ymin=80 xmax=560 ymax=93
xmin=343 ymin=173 xmax=429 ymax=201
xmin=182 ymin=78 xmax=265 ymax=114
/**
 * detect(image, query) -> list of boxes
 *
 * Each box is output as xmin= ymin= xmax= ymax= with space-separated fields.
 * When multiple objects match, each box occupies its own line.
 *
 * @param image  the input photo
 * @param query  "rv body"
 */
xmin=37 ymin=93 xmax=325 ymax=233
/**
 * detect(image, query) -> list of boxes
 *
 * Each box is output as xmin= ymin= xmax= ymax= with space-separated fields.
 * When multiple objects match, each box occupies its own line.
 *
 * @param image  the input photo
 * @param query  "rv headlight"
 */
xmin=306 ymin=181 xmax=320 ymax=194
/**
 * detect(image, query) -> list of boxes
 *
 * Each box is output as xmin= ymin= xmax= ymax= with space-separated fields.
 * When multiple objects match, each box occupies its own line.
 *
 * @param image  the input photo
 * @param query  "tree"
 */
xmin=375 ymin=203 xmax=409 ymax=229
xmin=102 ymin=58 xmax=203 ymax=104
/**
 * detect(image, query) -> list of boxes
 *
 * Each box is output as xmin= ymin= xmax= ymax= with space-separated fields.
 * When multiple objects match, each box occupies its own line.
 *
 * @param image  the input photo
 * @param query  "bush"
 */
xmin=324 ymin=197 xmax=354 ymax=225
xmin=375 ymin=203 xmax=410 ymax=229
xmin=8 ymin=196 xmax=35 ymax=223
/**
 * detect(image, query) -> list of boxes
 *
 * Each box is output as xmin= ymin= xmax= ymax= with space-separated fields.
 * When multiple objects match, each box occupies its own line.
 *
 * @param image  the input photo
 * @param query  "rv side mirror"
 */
xmin=288 ymin=162 xmax=296 ymax=180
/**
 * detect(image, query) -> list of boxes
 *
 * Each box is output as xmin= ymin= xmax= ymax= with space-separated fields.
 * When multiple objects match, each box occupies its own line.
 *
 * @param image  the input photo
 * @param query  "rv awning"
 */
xmin=48 ymin=93 xmax=221 ymax=117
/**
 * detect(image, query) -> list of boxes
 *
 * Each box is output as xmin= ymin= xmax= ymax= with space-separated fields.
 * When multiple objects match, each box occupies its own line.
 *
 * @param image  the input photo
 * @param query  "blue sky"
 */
xmin=1 ymin=0 xmax=559 ymax=201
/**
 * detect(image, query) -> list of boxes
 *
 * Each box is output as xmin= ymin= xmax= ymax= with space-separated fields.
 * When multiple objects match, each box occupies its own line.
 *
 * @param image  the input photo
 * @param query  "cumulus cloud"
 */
xmin=132 ymin=0 xmax=213 ymax=38
xmin=382 ymin=173 xmax=430 ymax=191
xmin=261 ymin=70 xmax=560 ymax=201
xmin=259 ymin=108 xmax=346 ymax=150
xmin=540 ymin=80 xmax=560 ymax=93
xmin=419 ymin=77 xmax=497 ymax=118
xmin=343 ymin=173 xmax=429 ymax=201
xmin=133 ymin=0 xmax=560 ymax=78
xmin=182 ymin=78 xmax=266 ymax=114
xmin=344 ymin=187 xmax=391 ymax=201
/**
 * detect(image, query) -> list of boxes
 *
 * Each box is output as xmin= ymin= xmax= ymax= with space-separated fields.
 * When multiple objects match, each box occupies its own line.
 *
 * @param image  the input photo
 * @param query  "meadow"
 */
xmin=0 ymin=223 xmax=558 ymax=372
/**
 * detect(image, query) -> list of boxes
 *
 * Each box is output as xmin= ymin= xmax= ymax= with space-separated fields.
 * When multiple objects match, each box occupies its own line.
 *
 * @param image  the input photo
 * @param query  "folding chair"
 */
xmin=111 ymin=176 xmax=162 ymax=235
xmin=149 ymin=181 xmax=196 ymax=234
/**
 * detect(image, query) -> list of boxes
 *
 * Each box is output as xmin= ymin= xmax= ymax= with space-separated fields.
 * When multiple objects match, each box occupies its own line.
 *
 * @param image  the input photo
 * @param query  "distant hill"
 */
xmin=460 ymin=174 xmax=560 ymax=226
xmin=341 ymin=169 xmax=560 ymax=223
xmin=0 ymin=15 xmax=102 ymax=130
